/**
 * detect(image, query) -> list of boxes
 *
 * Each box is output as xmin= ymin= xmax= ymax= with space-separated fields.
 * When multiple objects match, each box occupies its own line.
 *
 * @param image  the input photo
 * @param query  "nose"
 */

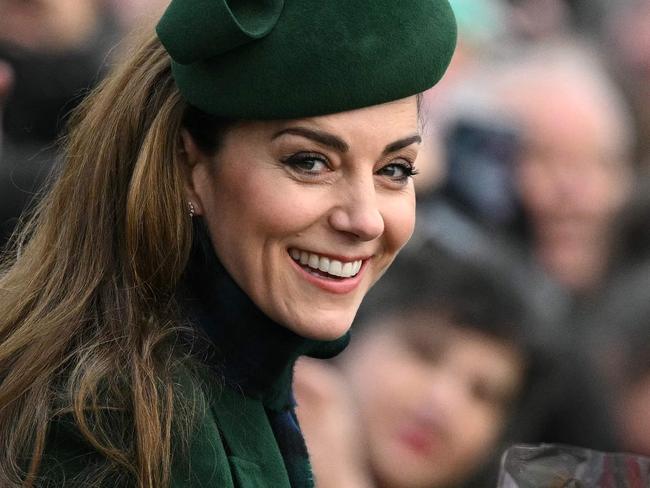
xmin=425 ymin=367 xmax=472 ymax=414
xmin=328 ymin=178 xmax=384 ymax=241
xmin=428 ymin=372 xmax=455 ymax=402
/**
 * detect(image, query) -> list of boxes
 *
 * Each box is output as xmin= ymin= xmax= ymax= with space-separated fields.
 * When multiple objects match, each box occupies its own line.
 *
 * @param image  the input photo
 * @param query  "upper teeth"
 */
xmin=289 ymin=249 xmax=362 ymax=278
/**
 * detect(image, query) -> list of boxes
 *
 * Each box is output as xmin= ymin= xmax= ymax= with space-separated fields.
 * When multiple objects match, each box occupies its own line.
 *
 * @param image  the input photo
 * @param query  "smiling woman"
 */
xmin=185 ymin=101 xmax=420 ymax=341
xmin=0 ymin=1 xmax=456 ymax=487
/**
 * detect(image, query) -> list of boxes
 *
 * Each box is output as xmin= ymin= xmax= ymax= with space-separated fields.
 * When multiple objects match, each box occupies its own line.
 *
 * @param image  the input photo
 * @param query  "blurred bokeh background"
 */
xmin=1 ymin=0 xmax=650 ymax=487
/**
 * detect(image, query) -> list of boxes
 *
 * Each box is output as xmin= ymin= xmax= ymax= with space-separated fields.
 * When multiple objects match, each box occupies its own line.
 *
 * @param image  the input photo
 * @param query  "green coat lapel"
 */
xmin=171 ymin=402 xmax=234 ymax=487
xmin=212 ymin=385 xmax=292 ymax=488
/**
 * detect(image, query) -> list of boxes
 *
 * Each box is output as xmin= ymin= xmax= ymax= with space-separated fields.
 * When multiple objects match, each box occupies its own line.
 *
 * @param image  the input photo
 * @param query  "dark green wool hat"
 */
xmin=156 ymin=0 xmax=457 ymax=119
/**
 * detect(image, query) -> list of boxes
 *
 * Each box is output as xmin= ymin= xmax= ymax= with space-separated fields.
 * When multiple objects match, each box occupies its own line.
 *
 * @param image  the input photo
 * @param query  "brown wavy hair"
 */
xmin=0 ymin=32 xmax=226 ymax=487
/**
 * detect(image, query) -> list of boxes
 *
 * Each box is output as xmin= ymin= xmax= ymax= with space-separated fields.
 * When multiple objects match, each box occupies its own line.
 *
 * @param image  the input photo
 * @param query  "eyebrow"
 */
xmin=272 ymin=127 xmax=421 ymax=155
xmin=382 ymin=135 xmax=422 ymax=155
xmin=272 ymin=127 xmax=349 ymax=152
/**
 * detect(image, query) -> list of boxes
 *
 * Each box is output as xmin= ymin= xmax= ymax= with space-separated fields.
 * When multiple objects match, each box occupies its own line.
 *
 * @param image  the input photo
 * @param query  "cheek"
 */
xmin=453 ymin=405 xmax=504 ymax=461
xmin=348 ymin=340 xmax=417 ymax=414
xmin=516 ymin=160 xmax=553 ymax=211
xmin=358 ymin=360 xmax=426 ymax=436
xmin=371 ymin=361 xmax=421 ymax=406
xmin=380 ymin=191 xmax=416 ymax=253
xmin=592 ymin=169 xmax=629 ymax=216
xmin=212 ymin=169 xmax=325 ymax=245
xmin=251 ymin=177 xmax=315 ymax=227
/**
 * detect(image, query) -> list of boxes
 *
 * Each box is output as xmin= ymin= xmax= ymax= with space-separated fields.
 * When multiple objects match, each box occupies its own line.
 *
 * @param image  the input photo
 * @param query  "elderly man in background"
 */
xmin=437 ymin=40 xmax=634 ymax=299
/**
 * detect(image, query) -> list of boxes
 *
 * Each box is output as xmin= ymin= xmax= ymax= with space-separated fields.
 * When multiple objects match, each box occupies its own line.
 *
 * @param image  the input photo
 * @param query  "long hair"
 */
xmin=0 ymin=33 xmax=222 ymax=487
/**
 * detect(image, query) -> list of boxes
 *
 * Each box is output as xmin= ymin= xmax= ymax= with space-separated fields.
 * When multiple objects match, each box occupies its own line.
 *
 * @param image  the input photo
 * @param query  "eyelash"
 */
xmin=281 ymin=152 xmax=329 ymax=176
xmin=379 ymin=161 xmax=419 ymax=182
xmin=281 ymin=152 xmax=418 ymax=183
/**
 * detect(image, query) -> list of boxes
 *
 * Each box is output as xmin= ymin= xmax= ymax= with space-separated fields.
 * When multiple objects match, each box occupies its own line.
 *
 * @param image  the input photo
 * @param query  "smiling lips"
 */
xmin=289 ymin=248 xmax=363 ymax=278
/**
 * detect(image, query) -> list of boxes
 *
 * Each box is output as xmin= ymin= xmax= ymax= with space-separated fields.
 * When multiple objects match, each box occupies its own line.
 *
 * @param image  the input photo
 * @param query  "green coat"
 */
xmin=172 ymin=383 xmax=294 ymax=487
xmin=39 ymin=382 xmax=295 ymax=487
xmin=37 ymin=238 xmax=347 ymax=487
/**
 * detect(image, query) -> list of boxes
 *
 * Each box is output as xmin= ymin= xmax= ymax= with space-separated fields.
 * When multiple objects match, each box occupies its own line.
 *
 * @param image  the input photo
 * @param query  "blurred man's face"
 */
xmin=345 ymin=317 xmax=524 ymax=488
xmin=511 ymin=81 xmax=631 ymax=292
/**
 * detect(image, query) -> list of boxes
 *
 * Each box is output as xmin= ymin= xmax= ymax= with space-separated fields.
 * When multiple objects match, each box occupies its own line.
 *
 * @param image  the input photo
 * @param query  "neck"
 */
xmin=178 ymin=220 xmax=349 ymax=410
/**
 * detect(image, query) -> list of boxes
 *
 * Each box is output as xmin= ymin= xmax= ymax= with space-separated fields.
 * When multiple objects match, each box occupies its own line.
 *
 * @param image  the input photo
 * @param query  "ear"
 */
xmin=180 ymin=129 xmax=212 ymax=216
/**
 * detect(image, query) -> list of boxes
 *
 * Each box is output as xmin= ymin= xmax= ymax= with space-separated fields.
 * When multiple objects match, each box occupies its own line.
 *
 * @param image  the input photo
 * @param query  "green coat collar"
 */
xmin=171 ymin=384 xmax=292 ymax=488
xmin=180 ymin=223 xmax=349 ymax=411
xmin=213 ymin=386 xmax=292 ymax=487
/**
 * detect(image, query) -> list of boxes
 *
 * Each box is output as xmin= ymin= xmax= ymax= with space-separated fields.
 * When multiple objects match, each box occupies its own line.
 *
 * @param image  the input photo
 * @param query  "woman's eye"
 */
xmin=378 ymin=159 xmax=418 ymax=182
xmin=282 ymin=152 xmax=330 ymax=175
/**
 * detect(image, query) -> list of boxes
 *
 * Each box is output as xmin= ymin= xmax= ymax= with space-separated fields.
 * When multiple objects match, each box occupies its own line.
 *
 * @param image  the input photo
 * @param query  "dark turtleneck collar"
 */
xmin=179 ymin=221 xmax=349 ymax=412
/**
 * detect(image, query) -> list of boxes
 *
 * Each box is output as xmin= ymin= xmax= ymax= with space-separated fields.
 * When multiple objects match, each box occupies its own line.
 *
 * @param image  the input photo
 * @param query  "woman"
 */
xmin=0 ymin=1 xmax=456 ymax=487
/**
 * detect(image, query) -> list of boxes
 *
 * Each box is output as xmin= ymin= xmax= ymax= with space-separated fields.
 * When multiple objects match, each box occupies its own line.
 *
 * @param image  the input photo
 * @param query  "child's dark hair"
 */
xmin=357 ymin=237 xmax=532 ymax=347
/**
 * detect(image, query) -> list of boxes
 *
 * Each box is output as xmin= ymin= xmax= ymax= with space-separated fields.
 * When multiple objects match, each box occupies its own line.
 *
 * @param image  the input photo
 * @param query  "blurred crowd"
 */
xmin=2 ymin=0 xmax=650 ymax=487
xmin=0 ymin=0 xmax=169 ymax=242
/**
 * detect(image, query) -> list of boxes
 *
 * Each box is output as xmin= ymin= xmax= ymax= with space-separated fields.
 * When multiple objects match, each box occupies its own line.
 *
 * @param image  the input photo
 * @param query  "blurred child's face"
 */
xmin=345 ymin=316 xmax=524 ymax=488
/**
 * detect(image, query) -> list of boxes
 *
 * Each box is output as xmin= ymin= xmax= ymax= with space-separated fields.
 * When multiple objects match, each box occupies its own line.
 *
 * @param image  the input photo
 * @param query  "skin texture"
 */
xmin=184 ymin=97 xmax=419 ymax=340
xmin=343 ymin=319 xmax=524 ymax=488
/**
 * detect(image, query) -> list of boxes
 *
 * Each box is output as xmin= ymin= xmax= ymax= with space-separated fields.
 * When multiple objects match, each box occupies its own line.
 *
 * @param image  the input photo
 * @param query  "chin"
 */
xmin=287 ymin=311 xmax=355 ymax=341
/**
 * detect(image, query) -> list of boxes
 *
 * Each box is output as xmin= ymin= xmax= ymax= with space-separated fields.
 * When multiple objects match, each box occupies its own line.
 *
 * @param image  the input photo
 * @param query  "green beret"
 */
xmin=157 ymin=0 xmax=457 ymax=119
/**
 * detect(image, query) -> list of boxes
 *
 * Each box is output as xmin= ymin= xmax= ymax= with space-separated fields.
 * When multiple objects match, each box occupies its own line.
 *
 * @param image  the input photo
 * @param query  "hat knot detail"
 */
xmin=157 ymin=0 xmax=285 ymax=65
